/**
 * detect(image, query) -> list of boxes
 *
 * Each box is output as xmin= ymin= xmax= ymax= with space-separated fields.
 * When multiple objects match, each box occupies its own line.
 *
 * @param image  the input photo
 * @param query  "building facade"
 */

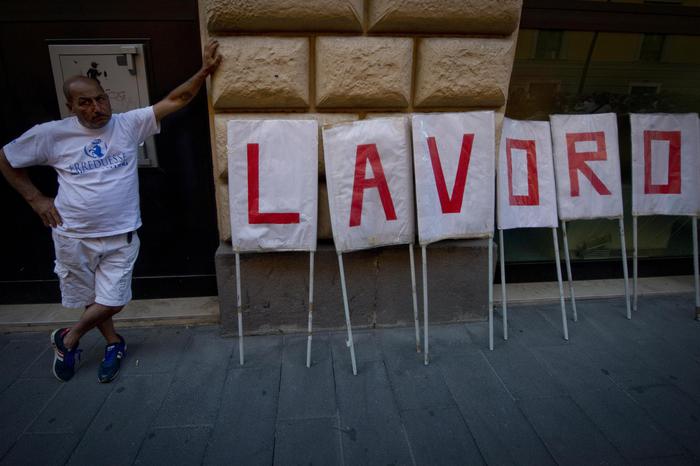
xmin=1 ymin=0 xmax=698 ymax=331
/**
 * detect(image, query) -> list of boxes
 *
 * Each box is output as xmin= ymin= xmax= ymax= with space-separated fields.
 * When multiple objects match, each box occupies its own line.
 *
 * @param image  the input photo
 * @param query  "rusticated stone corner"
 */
xmin=316 ymin=37 xmax=413 ymax=108
xmin=213 ymin=113 xmax=358 ymax=181
xmin=414 ymin=37 xmax=517 ymax=109
xmin=205 ymin=0 xmax=363 ymax=33
xmin=211 ymin=37 xmax=309 ymax=109
xmin=368 ymin=0 xmax=521 ymax=35
xmin=216 ymin=182 xmax=231 ymax=242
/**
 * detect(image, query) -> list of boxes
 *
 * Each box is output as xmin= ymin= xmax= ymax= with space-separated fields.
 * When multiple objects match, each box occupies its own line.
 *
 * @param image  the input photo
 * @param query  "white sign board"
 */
xmin=550 ymin=113 xmax=624 ymax=220
xmin=497 ymin=118 xmax=558 ymax=230
xmin=411 ymin=112 xmax=496 ymax=245
xmin=228 ymin=120 xmax=318 ymax=252
xmin=631 ymin=113 xmax=700 ymax=216
xmin=323 ymin=118 xmax=415 ymax=253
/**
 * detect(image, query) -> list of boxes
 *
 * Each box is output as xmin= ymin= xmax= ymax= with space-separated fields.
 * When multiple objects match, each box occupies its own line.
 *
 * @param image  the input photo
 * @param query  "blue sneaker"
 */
xmin=98 ymin=335 xmax=126 ymax=383
xmin=50 ymin=328 xmax=81 ymax=382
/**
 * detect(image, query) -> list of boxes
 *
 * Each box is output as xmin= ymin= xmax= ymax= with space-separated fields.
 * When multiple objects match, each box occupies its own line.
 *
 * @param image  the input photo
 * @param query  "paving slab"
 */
xmin=330 ymin=329 xmax=383 ymax=365
xmin=0 ymin=433 xmax=81 ymax=466
xmin=152 ymin=331 xmax=234 ymax=427
xmin=66 ymin=374 xmax=171 ymax=465
xmin=28 ymin=377 xmax=114 ymax=434
xmin=401 ymin=406 xmax=485 ymax=465
xmin=277 ymin=335 xmax=335 ymax=420
xmin=0 ymin=339 xmax=49 ymax=392
xmin=439 ymin=353 xmax=555 ymax=466
xmin=383 ymin=354 xmax=455 ymax=411
xmin=426 ymin=323 xmax=482 ymax=358
xmin=570 ymin=387 xmax=684 ymax=460
xmin=625 ymin=383 xmax=700 ymax=458
xmin=517 ymin=395 xmax=626 ymax=466
xmin=273 ymin=417 xmax=341 ymax=466
xmin=630 ymin=455 xmax=698 ymax=466
xmin=231 ymin=334 xmax=283 ymax=369
xmin=579 ymin=343 xmax=668 ymax=390
xmin=134 ymin=426 xmax=211 ymax=465
xmin=333 ymin=360 xmax=412 ymax=465
xmin=505 ymin=305 xmax=569 ymax=347
xmin=203 ymin=366 xmax=280 ymax=466
xmin=482 ymin=340 xmax=566 ymax=400
xmin=120 ymin=327 xmax=192 ymax=376
xmin=0 ymin=378 xmax=60 ymax=458
xmin=531 ymin=344 xmax=617 ymax=393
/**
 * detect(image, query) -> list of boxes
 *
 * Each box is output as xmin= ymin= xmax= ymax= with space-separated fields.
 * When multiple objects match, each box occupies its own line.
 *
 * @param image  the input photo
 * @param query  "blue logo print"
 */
xmin=84 ymin=139 xmax=108 ymax=159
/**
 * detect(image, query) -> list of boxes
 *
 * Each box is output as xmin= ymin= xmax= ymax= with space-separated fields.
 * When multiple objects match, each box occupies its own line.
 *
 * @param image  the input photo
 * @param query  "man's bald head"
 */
xmin=63 ymin=76 xmax=112 ymax=129
xmin=62 ymin=76 xmax=103 ymax=102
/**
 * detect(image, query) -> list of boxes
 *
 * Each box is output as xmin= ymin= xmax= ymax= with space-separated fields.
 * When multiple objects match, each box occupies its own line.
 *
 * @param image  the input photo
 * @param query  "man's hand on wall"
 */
xmin=202 ymin=40 xmax=222 ymax=76
xmin=153 ymin=39 xmax=223 ymax=122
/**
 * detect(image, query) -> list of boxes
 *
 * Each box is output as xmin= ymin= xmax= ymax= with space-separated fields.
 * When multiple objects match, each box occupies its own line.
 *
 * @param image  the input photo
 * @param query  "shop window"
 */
xmin=639 ymin=34 xmax=666 ymax=61
xmin=535 ymin=31 xmax=564 ymax=60
xmin=507 ymin=28 xmax=698 ymax=266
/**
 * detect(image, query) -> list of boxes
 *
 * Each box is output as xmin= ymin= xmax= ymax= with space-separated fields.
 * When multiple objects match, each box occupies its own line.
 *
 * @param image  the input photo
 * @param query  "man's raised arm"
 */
xmin=0 ymin=149 xmax=62 ymax=227
xmin=153 ymin=39 xmax=222 ymax=123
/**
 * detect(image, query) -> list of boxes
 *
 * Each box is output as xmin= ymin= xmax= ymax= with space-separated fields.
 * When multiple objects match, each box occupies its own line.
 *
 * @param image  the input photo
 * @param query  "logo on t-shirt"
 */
xmin=84 ymin=139 xmax=108 ymax=159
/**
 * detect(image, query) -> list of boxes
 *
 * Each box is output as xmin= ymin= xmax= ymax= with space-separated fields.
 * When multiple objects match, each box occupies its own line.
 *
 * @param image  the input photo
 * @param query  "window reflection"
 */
xmin=504 ymin=29 xmax=699 ymax=263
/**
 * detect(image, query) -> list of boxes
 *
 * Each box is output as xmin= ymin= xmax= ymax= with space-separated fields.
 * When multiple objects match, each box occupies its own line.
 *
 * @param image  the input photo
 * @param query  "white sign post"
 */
xmin=228 ymin=120 xmax=319 ymax=366
xmin=550 ymin=113 xmax=630 ymax=320
xmin=323 ymin=118 xmax=417 ymax=375
xmin=497 ymin=118 xmax=569 ymax=343
xmin=630 ymin=113 xmax=700 ymax=315
xmin=412 ymin=111 xmax=495 ymax=356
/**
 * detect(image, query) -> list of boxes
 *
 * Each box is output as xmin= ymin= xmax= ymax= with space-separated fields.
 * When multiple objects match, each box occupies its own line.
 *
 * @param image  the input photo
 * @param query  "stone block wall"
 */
xmin=200 ymin=0 xmax=522 ymax=334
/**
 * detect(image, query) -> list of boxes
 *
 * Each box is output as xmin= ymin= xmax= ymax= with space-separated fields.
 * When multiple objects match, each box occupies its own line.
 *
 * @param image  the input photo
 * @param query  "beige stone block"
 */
xmin=211 ymin=37 xmax=309 ymax=109
xmin=414 ymin=37 xmax=516 ymax=109
xmin=213 ymin=113 xmax=358 ymax=181
xmin=316 ymin=37 xmax=413 ymax=108
xmin=368 ymin=0 xmax=521 ymax=35
xmin=205 ymin=0 xmax=363 ymax=33
xmin=216 ymin=182 xmax=232 ymax=242
xmin=318 ymin=182 xmax=332 ymax=240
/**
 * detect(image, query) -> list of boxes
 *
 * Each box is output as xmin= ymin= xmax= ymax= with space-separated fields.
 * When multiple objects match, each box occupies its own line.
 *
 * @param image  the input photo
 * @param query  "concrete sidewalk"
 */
xmin=0 ymin=294 xmax=699 ymax=465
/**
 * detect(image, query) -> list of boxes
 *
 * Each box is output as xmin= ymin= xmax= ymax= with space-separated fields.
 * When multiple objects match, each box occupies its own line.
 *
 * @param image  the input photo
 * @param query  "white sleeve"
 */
xmin=121 ymin=106 xmax=161 ymax=144
xmin=2 ymin=124 xmax=52 ymax=168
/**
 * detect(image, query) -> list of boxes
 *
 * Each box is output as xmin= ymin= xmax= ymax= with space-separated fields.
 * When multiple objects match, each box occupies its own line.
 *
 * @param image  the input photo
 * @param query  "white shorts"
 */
xmin=52 ymin=230 xmax=140 ymax=308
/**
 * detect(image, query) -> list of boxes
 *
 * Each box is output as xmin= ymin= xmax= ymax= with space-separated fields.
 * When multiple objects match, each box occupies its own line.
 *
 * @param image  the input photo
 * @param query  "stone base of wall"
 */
xmin=215 ymin=240 xmax=496 ymax=336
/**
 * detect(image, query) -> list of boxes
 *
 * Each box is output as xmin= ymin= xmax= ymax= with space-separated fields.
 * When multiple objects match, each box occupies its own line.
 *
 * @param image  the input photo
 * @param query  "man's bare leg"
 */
xmin=97 ymin=317 xmax=121 ymax=344
xmin=63 ymin=303 xmax=123 ymax=349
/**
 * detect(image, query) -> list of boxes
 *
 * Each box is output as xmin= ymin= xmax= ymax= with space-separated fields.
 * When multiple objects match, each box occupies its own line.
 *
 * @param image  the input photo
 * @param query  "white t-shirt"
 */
xmin=3 ymin=107 xmax=160 ymax=238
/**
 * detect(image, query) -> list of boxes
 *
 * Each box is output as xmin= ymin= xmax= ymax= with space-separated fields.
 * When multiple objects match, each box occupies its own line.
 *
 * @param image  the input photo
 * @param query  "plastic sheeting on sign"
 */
xmin=630 ymin=113 xmax=700 ymax=217
xmin=497 ymin=118 xmax=558 ymax=230
xmin=550 ymin=113 xmax=623 ymax=221
xmin=412 ymin=111 xmax=495 ymax=245
xmin=323 ymin=117 xmax=415 ymax=253
xmin=228 ymin=120 xmax=318 ymax=252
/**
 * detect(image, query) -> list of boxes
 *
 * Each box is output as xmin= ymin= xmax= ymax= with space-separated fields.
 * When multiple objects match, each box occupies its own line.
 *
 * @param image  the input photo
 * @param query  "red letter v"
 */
xmin=427 ymin=134 xmax=474 ymax=214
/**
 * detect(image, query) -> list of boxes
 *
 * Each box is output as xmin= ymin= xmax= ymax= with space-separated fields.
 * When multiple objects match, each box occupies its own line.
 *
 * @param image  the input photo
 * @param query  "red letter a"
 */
xmin=566 ymin=132 xmax=611 ymax=197
xmin=427 ymin=134 xmax=474 ymax=213
xmin=349 ymin=144 xmax=397 ymax=227
xmin=247 ymin=143 xmax=300 ymax=224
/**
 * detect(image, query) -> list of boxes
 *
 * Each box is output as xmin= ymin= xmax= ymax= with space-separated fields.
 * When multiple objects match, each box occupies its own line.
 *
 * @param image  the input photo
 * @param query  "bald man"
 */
xmin=0 ymin=40 xmax=221 ymax=383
